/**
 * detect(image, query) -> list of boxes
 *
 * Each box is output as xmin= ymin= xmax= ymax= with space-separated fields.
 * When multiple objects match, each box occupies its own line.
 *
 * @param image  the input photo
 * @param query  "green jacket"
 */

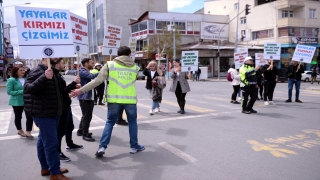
xmin=6 ymin=77 xmax=25 ymax=106
xmin=239 ymin=64 xmax=257 ymax=86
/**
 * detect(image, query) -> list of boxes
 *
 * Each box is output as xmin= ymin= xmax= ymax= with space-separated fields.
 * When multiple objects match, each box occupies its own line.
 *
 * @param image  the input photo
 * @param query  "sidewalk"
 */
xmin=0 ymin=80 xmax=6 ymax=88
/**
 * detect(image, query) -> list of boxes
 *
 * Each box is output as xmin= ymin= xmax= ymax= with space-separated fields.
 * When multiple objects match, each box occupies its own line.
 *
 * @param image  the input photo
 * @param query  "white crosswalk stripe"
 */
xmin=0 ymin=111 xmax=12 ymax=134
xmin=72 ymin=106 xmax=106 ymax=124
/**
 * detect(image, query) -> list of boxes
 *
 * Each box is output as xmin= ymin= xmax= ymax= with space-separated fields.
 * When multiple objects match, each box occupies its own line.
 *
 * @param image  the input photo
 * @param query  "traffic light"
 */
xmin=245 ymin=4 xmax=251 ymax=15
xmin=216 ymin=52 xmax=220 ymax=57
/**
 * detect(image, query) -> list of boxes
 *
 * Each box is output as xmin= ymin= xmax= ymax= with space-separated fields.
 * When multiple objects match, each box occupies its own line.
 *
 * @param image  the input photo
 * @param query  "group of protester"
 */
xmin=7 ymin=45 xmax=310 ymax=179
xmin=228 ymin=57 xmax=305 ymax=114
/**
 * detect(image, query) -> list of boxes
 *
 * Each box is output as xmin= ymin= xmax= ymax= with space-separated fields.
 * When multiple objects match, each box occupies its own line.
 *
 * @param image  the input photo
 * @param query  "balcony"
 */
xmin=277 ymin=0 xmax=305 ymax=10
xmin=277 ymin=18 xmax=305 ymax=27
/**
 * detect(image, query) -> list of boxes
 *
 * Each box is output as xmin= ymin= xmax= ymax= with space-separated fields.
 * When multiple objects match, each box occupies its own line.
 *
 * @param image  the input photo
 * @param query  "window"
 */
xmin=282 ymin=10 xmax=294 ymax=18
xmin=131 ymin=24 xmax=139 ymax=33
xmin=139 ymin=21 xmax=148 ymax=31
xmin=281 ymin=48 xmax=289 ymax=54
xmin=156 ymin=21 xmax=171 ymax=30
xmin=149 ymin=20 xmax=155 ymax=30
xmin=193 ymin=22 xmax=200 ymax=31
xmin=187 ymin=22 xmax=193 ymax=31
xmin=240 ymin=17 xmax=246 ymax=24
xmin=309 ymin=9 xmax=316 ymax=18
xmin=175 ymin=22 xmax=186 ymax=30
xmin=252 ymin=29 xmax=274 ymax=40
xmin=235 ymin=3 xmax=238 ymax=10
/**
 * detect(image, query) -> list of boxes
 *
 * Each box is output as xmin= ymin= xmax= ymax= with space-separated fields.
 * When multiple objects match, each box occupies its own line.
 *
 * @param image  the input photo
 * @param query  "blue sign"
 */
xmin=5 ymin=47 xmax=14 ymax=58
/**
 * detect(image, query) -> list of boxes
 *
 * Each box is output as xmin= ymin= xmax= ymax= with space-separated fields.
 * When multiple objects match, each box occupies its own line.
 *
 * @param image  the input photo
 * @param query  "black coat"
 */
xmin=286 ymin=64 xmax=304 ymax=81
xmin=24 ymin=63 xmax=64 ymax=117
xmin=59 ymin=74 xmax=77 ymax=110
xmin=143 ymin=68 xmax=159 ymax=89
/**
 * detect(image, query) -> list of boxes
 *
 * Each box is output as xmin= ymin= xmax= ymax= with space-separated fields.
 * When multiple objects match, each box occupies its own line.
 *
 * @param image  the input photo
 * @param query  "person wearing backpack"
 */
xmin=228 ymin=65 xmax=241 ymax=104
xmin=143 ymin=61 xmax=163 ymax=115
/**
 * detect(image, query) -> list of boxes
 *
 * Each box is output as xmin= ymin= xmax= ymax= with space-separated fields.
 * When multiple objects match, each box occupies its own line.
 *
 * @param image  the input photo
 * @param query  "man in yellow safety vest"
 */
xmin=69 ymin=46 xmax=145 ymax=157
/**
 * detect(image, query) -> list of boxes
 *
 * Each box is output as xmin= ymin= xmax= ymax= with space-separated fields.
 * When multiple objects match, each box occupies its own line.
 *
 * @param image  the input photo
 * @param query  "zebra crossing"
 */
xmin=0 ymin=89 xmax=318 ymax=137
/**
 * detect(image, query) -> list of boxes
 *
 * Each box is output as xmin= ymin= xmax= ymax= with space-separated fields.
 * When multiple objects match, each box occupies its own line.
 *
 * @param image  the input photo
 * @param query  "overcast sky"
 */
xmin=3 ymin=0 xmax=203 ymax=57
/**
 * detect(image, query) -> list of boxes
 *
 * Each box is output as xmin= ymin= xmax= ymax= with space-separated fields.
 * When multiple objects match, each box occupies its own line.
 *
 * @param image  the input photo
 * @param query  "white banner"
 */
xmin=200 ymin=22 xmax=228 ymax=41
xmin=102 ymin=23 xmax=122 ymax=55
xmin=70 ymin=13 xmax=88 ymax=56
xmin=255 ymin=53 xmax=268 ymax=66
xmin=234 ymin=51 xmax=248 ymax=69
xmin=15 ymin=6 xmax=74 ymax=58
xmin=263 ymin=42 xmax=281 ymax=60
xmin=181 ymin=51 xmax=198 ymax=72
xmin=292 ymin=45 xmax=316 ymax=64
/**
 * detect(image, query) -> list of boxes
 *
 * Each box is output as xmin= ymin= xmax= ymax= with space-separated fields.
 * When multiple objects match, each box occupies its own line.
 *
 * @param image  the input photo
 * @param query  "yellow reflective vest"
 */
xmin=107 ymin=61 xmax=139 ymax=104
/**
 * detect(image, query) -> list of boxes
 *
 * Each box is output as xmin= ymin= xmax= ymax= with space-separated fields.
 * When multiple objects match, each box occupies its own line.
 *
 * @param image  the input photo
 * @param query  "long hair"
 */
xmin=11 ymin=67 xmax=23 ymax=78
xmin=149 ymin=60 xmax=163 ymax=76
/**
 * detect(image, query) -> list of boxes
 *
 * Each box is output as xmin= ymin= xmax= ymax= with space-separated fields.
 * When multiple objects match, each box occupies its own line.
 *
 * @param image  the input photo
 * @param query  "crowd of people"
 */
xmin=6 ymin=46 xmax=314 ymax=179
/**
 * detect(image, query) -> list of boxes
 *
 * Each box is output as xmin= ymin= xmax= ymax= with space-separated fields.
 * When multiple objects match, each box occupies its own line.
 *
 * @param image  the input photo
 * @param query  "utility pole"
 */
xmin=234 ymin=0 xmax=240 ymax=53
xmin=173 ymin=17 xmax=176 ymax=59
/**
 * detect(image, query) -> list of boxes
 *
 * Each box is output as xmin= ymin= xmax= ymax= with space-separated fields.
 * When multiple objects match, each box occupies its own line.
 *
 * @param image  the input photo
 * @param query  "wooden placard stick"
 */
xmin=296 ymin=62 xmax=301 ymax=72
xmin=47 ymin=58 xmax=51 ymax=70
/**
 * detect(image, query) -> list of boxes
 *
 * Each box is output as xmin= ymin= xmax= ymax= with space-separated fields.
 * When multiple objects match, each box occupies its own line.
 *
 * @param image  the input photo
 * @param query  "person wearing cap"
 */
xmin=14 ymin=61 xmax=24 ymax=68
xmin=91 ymin=63 xmax=105 ymax=105
xmin=239 ymin=56 xmax=261 ymax=114
xmin=285 ymin=60 xmax=304 ymax=103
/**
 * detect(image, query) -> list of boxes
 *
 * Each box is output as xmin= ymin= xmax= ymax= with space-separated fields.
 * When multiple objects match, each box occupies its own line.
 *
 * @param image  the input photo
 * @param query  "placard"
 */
xmin=264 ymin=42 xmax=281 ymax=60
xmin=70 ymin=13 xmax=88 ymax=56
xmin=255 ymin=53 xmax=268 ymax=66
xmin=181 ymin=51 xmax=198 ymax=72
xmin=234 ymin=51 xmax=248 ymax=69
xmin=102 ymin=23 xmax=122 ymax=55
xmin=292 ymin=45 xmax=316 ymax=64
xmin=200 ymin=22 xmax=228 ymax=41
xmin=15 ymin=6 xmax=74 ymax=58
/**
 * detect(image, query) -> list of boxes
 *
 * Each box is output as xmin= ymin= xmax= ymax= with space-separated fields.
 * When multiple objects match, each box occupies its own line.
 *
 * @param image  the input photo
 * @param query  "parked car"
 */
xmin=136 ymin=70 xmax=145 ymax=80
xmin=301 ymin=71 xmax=320 ymax=82
xmin=66 ymin=69 xmax=77 ymax=76
xmin=277 ymin=68 xmax=287 ymax=83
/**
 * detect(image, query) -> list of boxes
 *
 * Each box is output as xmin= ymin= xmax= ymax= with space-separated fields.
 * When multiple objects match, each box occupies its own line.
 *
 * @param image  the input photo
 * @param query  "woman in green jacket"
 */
xmin=6 ymin=66 xmax=34 ymax=139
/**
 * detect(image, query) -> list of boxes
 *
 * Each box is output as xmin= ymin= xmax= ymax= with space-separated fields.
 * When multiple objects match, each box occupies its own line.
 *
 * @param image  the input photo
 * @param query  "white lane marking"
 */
xmin=0 ymin=111 xmax=12 ymax=134
xmin=0 ymin=112 xmax=232 ymax=141
xmin=0 ymin=109 xmax=12 ymax=112
xmin=137 ymin=102 xmax=170 ymax=112
xmin=72 ymin=106 xmax=106 ymax=124
xmin=158 ymin=142 xmax=197 ymax=163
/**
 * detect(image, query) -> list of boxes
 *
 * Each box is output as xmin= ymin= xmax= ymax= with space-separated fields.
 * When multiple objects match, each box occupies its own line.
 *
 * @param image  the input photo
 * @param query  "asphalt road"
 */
xmin=0 ymin=75 xmax=319 ymax=180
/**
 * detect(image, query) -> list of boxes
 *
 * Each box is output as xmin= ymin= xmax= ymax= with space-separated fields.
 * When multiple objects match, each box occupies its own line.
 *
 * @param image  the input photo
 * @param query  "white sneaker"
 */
xmin=264 ymin=101 xmax=269 ymax=105
xmin=154 ymin=107 xmax=160 ymax=113
xmin=149 ymin=109 xmax=154 ymax=115
xmin=269 ymin=101 xmax=276 ymax=105
xmin=237 ymin=97 xmax=242 ymax=101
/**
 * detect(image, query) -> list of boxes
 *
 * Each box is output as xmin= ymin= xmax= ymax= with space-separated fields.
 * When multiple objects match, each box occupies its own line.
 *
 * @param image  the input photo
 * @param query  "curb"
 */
xmin=305 ymin=88 xmax=320 ymax=91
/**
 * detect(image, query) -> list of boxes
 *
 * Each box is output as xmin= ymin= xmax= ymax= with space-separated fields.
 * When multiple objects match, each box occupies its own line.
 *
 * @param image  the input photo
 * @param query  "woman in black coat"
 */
xmin=143 ymin=60 xmax=163 ymax=115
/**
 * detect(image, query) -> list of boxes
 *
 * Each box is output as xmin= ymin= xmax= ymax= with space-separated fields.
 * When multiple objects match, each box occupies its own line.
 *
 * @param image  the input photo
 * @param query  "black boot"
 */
xmin=177 ymin=101 xmax=182 ymax=113
xmin=180 ymin=101 xmax=185 ymax=114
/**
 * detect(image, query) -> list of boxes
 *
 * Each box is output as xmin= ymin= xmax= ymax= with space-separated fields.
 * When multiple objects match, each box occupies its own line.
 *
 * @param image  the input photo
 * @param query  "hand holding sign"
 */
xmin=45 ymin=69 xmax=53 ymax=79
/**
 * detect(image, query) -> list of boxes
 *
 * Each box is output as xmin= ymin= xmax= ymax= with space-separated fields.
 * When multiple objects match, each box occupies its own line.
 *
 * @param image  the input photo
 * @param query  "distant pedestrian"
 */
xmin=170 ymin=59 xmax=191 ymax=114
xmin=262 ymin=60 xmax=278 ymax=105
xmin=285 ymin=61 xmax=304 ymax=103
xmin=311 ymin=68 xmax=319 ymax=84
xmin=143 ymin=61 xmax=163 ymax=115
xmin=24 ymin=58 xmax=70 ymax=179
xmin=239 ymin=56 xmax=261 ymax=114
xmin=69 ymin=46 xmax=145 ymax=157
xmin=196 ymin=67 xmax=201 ymax=81
xmin=53 ymin=58 xmax=83 ymax=163
xmin=256 ymin=67 xmax=263 ymax=100
xmin=77 ymin=58 xmax=98 ymax=142
xmin=228 ymin=66 xmax=241 ymax=104
xmin=6 ymin=66 xmax=34 ymax=139
xmin=191 ymin=71 xmax=196 ymax=81
xmin=91 ymin=63 xmax=105 ymax=105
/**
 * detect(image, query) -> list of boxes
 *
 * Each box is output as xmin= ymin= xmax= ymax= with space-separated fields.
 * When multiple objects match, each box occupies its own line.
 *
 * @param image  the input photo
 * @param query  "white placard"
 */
xmin=70 ymin=13 xmax=88 ymax=56
xmin=200 ymin=22 xmax=228 ymax=41
xmin=181 ymin=51 xmax=198 ymax=72
xmin=234 ymin=51 xmax=248 ymax=69
xmin=15 ymin=6 xmax=74 ymax=58
xmin=255 ymin=53 xmax=268 ymax=66
xmin=236 ymin=48 xmax=248 ymax=54
xmin=292 ymin=45 xmax=316 ymax=64
xmin=264 ymin=42 xmax=281 ymax=60
xmin=102 ymin=23 xmax=122 ymax=55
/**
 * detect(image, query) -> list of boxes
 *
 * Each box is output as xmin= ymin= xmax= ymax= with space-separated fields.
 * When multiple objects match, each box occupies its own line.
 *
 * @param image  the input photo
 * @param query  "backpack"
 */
xmin=227 ymin=72 xmax=233 ymax=82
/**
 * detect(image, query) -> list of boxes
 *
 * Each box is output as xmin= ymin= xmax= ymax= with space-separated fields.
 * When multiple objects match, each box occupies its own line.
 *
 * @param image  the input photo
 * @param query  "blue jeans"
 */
xmin=148 ymin=89 xmax=160 ymax=110
xmin=288 ymin=78 xmax=301 ymax=100
xmin=33 ymin=116 xmax=61 ymax=175
xmin=100 ymin=103 xmax=139 ymax=148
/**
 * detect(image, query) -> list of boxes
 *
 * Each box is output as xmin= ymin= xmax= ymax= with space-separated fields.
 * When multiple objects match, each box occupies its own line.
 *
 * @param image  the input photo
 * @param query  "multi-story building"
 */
xmin=86 ymin=0 xmax=167 ymax=62
xmin=205 ymin=0 xmax=320 ymax=70
xmin=128 ymin=11 xmax=229 ymax=77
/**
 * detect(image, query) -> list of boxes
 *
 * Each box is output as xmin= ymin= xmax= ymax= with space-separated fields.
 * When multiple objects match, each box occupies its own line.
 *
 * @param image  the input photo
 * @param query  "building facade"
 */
xmin=128 ymin=11 xmax=229 ymax=77
xmin=204 ymin=0 xmax=320 ymax=70
xmin=86 ymin=0 xmax=167 ymax=62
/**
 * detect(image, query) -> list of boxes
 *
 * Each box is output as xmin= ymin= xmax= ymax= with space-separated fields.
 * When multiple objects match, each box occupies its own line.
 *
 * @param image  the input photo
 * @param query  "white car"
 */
xmin=301 ymin=71 xmax=320 ymax=82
